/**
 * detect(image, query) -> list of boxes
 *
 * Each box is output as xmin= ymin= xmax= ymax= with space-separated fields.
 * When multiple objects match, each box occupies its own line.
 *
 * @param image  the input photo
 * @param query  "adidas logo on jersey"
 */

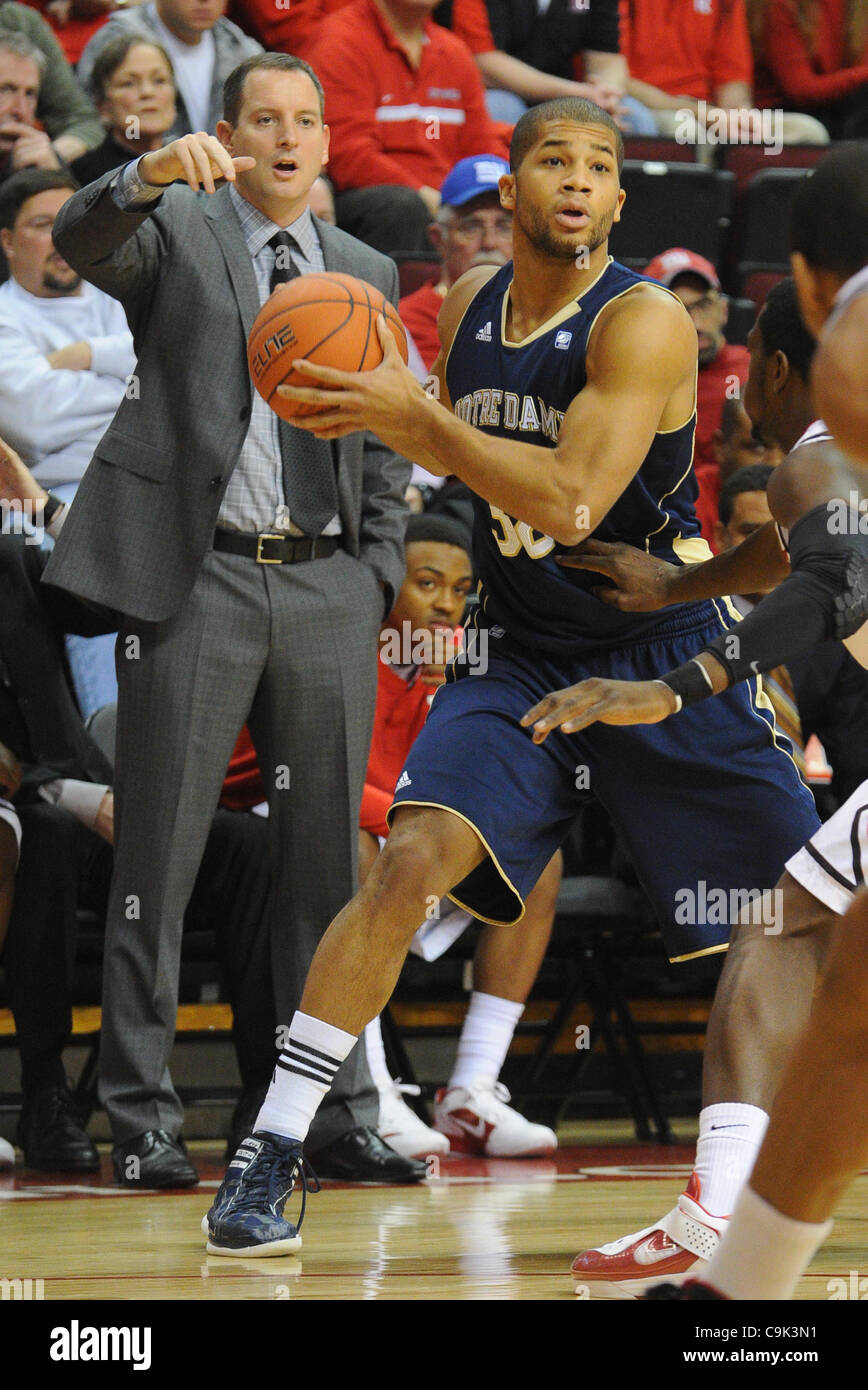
xmin=475 ymin=321 xmax=492 ymax=342
xmin=395 ymin=771 xmax=412 ymax=790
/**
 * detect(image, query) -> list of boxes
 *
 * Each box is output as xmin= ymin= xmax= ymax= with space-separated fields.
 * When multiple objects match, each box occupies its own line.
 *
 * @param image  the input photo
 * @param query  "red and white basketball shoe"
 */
xmin=433 ymin=1078 xmax=557 ymax=1157
xmin=571 ymin=1173 xmax=728 ymax=1299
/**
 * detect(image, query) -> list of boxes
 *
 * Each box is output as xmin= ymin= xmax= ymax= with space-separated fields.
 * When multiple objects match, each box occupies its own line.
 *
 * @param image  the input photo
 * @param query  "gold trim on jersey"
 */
xmin=384 ymin=799 xmax=526 ymax=926
xmin=500 ymin=255 xmax=615 ymax=348
xmin=669 ymin=941 xmax=729 ymax=964
xmin=671 ymin=535 xmax=715 ymax=565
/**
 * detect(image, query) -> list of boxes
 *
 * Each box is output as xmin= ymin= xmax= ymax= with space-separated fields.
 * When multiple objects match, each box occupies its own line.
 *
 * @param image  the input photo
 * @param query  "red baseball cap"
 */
xmin=643 ymin=247 xmax=720 ymax=290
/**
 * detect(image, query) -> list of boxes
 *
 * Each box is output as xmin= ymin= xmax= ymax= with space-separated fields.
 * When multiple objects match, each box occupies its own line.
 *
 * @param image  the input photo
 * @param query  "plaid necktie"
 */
xmin=267 ymin=230 xmax=339 ymax=535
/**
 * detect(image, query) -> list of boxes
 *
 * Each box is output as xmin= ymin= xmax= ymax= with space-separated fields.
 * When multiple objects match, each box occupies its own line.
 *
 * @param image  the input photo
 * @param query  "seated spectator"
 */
xmin=752 ymin=0 xmax=868 ymax=140
xmin=477 ymin=0 xmax=656 ymax=131
xmin=307 ymin=0 xmax=510 ymax=257
xmin=77 ymin=0 xmax=261 ymax=142
xmin=19 ymin=0 xmax=135 ymax=68
xmin=644 ymin=248 xmax=749 ymax=547
xmin=0 ymin=520 xmax=277 ymax=1181
xmin=0 ymin=169 xmax=135 ymax=715
xmin=619 ymin=0 xmax=829 ymax=146
xmin=0 ymin=3 xmax=102 ymax=166
xmin=223 ymin=515 xmax=563 ymax=1159
xmin=308 ymin=171 xmax=336 ymax=224
xmin=704 ymin=392 xmax=782 ymax=543
xmin=70 ymin=34 xmax=176 ymax=183
xmin=399 ymin=152 xmax=511 ymax=371
xmin=0 ymin=28 xmax=69 ymax=180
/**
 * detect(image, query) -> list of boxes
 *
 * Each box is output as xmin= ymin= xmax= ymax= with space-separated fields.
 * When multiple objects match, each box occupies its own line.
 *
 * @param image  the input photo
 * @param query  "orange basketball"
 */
xmin=247 ymin=271 xmax=409 ymax=420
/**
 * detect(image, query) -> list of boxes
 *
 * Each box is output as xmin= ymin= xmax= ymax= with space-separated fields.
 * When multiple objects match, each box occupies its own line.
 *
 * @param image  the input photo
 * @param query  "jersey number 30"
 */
xmin=489 ymin=505 xmax=556 ymax=559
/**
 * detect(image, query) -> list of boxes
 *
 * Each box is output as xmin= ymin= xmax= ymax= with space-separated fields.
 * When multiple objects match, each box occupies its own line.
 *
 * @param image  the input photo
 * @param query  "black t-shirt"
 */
xmin=483 ymin=0 xmax=619 ymax=81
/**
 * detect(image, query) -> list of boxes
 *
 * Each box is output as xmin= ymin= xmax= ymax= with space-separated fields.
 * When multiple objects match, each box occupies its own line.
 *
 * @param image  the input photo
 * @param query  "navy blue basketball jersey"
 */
xmin=445 ymin=258 xmax=705 ymax=656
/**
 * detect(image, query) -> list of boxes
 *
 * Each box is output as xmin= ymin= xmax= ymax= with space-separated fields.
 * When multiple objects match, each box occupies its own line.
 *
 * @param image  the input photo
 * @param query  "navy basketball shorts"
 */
xmin=387 ymin=600 xmax=820 ymax=961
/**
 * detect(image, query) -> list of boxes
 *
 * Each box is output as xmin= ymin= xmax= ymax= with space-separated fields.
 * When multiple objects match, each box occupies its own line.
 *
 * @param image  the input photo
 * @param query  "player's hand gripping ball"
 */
xmin=247 ymin=271 xmax=409 ymax=420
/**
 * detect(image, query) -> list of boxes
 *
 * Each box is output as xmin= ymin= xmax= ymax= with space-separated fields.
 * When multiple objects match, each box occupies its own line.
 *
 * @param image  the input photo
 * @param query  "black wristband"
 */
xmin=657 ymin=658 xmax=716 ymax=712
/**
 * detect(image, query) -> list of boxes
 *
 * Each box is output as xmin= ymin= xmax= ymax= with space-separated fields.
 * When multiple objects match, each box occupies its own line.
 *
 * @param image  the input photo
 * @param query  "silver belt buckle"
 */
xmin=256 ymin=532 xmax=285 ymax=564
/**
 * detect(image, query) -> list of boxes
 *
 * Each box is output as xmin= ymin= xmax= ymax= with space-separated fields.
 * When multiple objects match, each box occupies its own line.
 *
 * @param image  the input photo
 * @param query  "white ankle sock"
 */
xmin=449 ymin=991 xmax=524 ymax=1089
xmin=255 ymin=1011 xmax=358 ymax=1141
xmin=704 ymin=1183 xmax=833 ymax=1300
xmin=363 ymin=1015 xmax=393 ymax=1093
xmin=693 ymin=1103 xmax=769 ymax=1217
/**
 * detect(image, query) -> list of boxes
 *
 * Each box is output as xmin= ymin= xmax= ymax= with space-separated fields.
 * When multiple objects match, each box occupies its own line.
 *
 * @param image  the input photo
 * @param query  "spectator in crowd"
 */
xmin=399 ymin=152 xmax=511 ymax=371
xmin=0 ymin=4 xmax=102 ymax=166
xmin=619 ymin=0 xmax=829 ymax=145
xmin=750 ymin=0 xmax=868 ymax=140
xmin=477 ymin=0 xmax=655 ymax=131
xmin=644 ymin=247 xmax=749 ymax=548
xmin=0 ymin=168 xmax=135 ymax=717
xmin=18 ymin=0 xmax=145 ymax=67
xmin=308 ymin=171 xmax=335 ymax=224
xmin=70 ymin=34 xmax=176 ymax=184
xmin=77 ymin=0 xmax=261 ymax=142
xmin=307 ymin=0 xmax=510 ymax=257
xmin=0 ymin=509 xmax=277 ymax=1180
xmin=714 ymin=393 xmax=782 ymax=482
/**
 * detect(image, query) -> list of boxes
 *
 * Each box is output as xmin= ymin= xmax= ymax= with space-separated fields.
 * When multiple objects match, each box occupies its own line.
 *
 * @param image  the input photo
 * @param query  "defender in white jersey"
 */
xmin=524 ymin=278 xmax=868 ymax=1295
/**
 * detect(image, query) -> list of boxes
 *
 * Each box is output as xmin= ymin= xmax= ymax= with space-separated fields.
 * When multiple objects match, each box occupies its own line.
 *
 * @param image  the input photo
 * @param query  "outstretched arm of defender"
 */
xmin=280 ymin=282 xmax=697 ymax=546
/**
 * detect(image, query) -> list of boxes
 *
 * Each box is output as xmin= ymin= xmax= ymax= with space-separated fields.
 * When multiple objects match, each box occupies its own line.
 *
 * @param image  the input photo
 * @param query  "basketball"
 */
xmin=247 ymin=271 xmax=409 ymax=421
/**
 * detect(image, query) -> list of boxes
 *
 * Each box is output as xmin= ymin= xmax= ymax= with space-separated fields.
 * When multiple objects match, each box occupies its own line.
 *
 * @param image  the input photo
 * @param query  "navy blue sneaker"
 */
xmin=203 ymin=1131 xmax=319 ymax=1257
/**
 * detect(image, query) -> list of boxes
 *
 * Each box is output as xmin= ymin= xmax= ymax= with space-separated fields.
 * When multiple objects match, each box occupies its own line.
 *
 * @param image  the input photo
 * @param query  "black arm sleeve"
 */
xmin=700 ymin=503 xmax=868 ymax=685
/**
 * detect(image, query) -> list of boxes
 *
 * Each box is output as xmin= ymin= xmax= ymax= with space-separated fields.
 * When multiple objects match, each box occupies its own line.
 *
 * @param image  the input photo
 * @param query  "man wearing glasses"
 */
xmin=399 ymin=155 xmax=513 ymax=373
xmin=644 ymin=248 xmax=750 ymax=547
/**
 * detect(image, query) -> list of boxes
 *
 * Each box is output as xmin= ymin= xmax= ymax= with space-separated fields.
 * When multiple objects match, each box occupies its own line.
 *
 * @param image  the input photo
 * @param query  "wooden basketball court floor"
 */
xmin=2 ymin=1123 xmax=866 ymax=1302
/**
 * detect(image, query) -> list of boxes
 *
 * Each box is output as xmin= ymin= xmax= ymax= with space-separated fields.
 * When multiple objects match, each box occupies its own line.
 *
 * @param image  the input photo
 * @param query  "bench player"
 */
xmin=202 ymin=98 xmax=819 ymax=1257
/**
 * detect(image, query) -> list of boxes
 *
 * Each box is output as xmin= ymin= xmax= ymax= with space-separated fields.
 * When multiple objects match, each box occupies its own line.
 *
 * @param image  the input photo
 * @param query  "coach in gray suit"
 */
xmin=45 ymin=52 xmax=416 ymax=1187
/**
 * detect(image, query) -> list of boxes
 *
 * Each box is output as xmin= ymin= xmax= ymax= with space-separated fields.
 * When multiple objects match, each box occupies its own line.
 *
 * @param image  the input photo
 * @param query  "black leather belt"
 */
xmin=213 ymin=528 xmax=338 ymax=565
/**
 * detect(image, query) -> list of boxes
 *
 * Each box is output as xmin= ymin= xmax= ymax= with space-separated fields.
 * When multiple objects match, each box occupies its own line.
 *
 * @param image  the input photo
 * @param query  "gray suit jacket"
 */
xmin=76 ymin=5 xmax=262 ymax=142
xmin=45 ymin=170 xmax=411 ymax=622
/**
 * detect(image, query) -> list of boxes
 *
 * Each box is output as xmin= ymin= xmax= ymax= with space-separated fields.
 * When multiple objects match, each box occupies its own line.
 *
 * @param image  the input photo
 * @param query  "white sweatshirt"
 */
xmin=0 ymin=277 xmax=136 ymax=487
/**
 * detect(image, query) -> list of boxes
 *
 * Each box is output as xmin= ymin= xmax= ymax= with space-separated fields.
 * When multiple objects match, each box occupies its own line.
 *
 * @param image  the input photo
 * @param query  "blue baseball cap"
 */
xmin=440 ymin=155 xmax=510 ymax=208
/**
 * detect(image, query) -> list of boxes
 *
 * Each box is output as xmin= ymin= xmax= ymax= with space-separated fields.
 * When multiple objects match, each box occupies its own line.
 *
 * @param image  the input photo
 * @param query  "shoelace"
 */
xmin=460 ymin=1078 xmax=512 ymax=1115
xmin=243 ymin=1141 xmax=321 ymax=1231
xmin=393 ymin=1080 xmax=422 ymax=1099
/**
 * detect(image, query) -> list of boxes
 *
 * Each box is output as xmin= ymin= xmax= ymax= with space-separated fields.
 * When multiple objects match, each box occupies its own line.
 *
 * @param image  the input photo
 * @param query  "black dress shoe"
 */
xmin=224 ymin=1082 xmax=270 ymax=1162
xmin=17 ymin=1083 xmax=100 ymax=1172
xmin=306 ymin=1125 xmax=427 ymax=1183
xmin=112 ymin=1129 xmax=199 ymax=1188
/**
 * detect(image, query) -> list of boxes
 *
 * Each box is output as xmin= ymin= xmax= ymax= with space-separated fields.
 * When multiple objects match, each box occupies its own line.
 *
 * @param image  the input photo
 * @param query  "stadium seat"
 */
xmin=609 ymin=162 xmax=735 ymax=270
xmin=622 ymin=137 xmax=699 ymax=165
xmin=720 ymin=143 xmax=827 ymax=198
xmin=736 ymin=167 xmax=812 ymax=268
xmin=737 ymin=267 xmax=786 ymax=311
xmin=394 ymin=255 xmax=441 ymax=298
xmin=724 ymin=296 xmax=757 ymax=346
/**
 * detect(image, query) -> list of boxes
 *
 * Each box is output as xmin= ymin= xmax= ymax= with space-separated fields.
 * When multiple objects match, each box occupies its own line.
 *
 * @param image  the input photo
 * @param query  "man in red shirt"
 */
xmin=307 ymin=0 xmax=510 ymax=256
xmin=399 ymin=153 xmax=512 ymax=371
xmin=644 ymin=248 xmax=749 ymax=548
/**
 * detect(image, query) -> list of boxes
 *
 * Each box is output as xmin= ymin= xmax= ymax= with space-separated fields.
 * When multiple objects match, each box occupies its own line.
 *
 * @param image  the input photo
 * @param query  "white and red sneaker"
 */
xmin=433 ymin=1077 xmax=557 ymax=1157
xmin=377 ymin=1081 xmax=450 ymax=1160
xmin=571 ymin=1173 xmax=728 ymax=1299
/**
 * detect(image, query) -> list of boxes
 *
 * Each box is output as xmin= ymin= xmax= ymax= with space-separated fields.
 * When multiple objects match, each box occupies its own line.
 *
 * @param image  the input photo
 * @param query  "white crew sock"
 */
xmin=693 ymin=1103 xmax=769 ymax=1217
xmin=254 ymin=1011 xmax=358 ymax=1141
xmin=449 ymin=991 xmax=524 ymax=1089
xmin=703 ymin=1183 xmax=833 ymax=1300
xmin=363 ymin=1015 xmax=393 ymax=1093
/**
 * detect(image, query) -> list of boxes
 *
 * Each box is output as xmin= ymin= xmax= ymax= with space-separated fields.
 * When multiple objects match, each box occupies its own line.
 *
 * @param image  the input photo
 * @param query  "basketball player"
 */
xmin=522 ymin=273 xmax=868 ymax=1293
xmin=203 ymin=97 xmax=820 ymax=1256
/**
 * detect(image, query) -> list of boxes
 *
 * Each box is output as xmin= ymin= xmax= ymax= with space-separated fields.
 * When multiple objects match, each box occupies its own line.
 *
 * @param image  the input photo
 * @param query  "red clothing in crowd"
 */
xmin=399 ymin=279 xmax=446 ymax=371
xmin=21 ymin=0 xmax=106 ymax=64
xmin=229 ymin=0 xmax=495 ymax=62
xmin=307 ymin=0 xmax=509 ymax=194
xmin=762 ymin=0 xmax=868 ymax=105
xmin=693 ymin=342 xmax=749 ymax=547
xmin=220 ymin=659 xmax=435 ymax=833
xmin=619 ymin=0 xmax=753 ymax=102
